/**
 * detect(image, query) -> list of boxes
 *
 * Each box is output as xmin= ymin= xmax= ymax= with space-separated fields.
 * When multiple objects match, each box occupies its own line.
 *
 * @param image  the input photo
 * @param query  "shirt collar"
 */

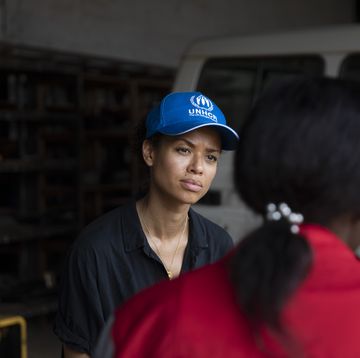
xmin=187 ymin=208 xmax=209 ymax=249
xmin=300 ymin=223 xmax=353 ymax=254
xmin=299 ymin=223 xmax=360 ymax=288
xmin=123 ymin=199 xmax=146 ymax=252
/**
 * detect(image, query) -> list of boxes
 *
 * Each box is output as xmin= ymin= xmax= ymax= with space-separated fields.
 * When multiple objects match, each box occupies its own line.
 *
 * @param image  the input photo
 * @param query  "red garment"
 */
xmin=110 ymin=225 xmax=360 ymax=357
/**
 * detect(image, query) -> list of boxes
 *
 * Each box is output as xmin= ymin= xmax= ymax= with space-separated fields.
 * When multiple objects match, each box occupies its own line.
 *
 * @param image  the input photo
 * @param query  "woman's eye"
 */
xmin=176 ymin=147 xmax=190 ymax=154
xmin=207 ymin=155 xmax=218 ymax=162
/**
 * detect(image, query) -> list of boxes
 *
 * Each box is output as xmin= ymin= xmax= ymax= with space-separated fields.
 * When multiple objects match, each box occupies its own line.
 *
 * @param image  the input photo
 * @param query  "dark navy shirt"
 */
xmin=53 ymin=200 xmax=234 ymax=355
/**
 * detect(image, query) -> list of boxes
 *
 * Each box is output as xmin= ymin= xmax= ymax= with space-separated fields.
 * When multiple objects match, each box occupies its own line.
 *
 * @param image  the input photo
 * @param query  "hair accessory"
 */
xmin=145 ymin=91 xmax=239 ymax=150
xmin=266 ymin=202 xmax=304 ymax=234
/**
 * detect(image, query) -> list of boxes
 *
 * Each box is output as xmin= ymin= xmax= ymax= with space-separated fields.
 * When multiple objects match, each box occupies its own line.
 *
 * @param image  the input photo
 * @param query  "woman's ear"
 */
xmin=142 ymin=139 xmax=154 ymax=167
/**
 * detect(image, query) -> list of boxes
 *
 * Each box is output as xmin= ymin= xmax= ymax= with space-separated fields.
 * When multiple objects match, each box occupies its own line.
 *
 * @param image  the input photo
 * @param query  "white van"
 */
xmin=173 ymin=25 xmax=360 ymax=242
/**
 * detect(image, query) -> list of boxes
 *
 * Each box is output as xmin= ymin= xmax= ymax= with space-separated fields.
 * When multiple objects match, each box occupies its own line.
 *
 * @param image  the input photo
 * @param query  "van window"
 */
xmin=340 ymin=54 xmax=360 ymax=80
xmin=197 ymin=56 xmax=324 ymax=132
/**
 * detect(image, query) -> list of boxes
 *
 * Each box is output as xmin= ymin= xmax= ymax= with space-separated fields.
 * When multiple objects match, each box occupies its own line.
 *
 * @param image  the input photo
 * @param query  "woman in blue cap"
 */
xmin=54 ymin=91 xmax=239 ymax=358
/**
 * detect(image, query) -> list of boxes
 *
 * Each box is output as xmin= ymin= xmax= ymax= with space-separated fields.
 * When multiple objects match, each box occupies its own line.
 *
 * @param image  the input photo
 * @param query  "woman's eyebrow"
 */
xmin=176 ymin=137 xmax=221 ymax=153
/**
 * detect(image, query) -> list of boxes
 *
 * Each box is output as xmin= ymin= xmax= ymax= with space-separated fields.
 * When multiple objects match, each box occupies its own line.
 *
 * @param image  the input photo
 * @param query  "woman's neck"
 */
xmin=137 ymin=195 xmax=190 ymax=241
xmin=137 ymin=195 xmax=190 ymax=280
xmin=328 ymin=215 xmax=360 ymax=251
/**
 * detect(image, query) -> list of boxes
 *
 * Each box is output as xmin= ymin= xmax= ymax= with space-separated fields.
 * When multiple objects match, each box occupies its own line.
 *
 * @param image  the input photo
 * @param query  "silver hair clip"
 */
xmin=266 ymin=202 xmax=304 ymax=234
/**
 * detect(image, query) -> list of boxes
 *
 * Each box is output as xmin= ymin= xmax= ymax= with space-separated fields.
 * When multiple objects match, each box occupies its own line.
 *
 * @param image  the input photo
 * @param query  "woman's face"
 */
xmin=143 ymin=127 xmax=221 ymax=206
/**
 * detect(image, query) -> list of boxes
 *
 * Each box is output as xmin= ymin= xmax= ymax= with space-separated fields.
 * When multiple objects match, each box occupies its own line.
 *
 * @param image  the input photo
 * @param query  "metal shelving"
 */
xmin=0 ymin=44 xmax=174 ymax=316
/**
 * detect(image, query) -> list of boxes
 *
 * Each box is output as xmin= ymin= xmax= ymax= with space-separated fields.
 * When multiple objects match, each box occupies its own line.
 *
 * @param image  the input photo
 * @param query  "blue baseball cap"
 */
xmin=145 ymin=91 xmax=239 ymax=150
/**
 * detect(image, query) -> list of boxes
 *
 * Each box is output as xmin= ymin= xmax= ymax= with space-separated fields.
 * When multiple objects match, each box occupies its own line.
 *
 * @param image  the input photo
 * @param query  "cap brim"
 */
xmin=158 ymin=122 xmax=239 ymax=150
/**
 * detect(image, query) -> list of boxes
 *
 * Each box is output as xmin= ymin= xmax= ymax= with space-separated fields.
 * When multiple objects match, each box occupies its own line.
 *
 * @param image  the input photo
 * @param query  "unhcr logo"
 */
xmin=189 ymin=94 xmax=217 ymax=122
xmin=190 ymin=94 xmax=214 ymax=111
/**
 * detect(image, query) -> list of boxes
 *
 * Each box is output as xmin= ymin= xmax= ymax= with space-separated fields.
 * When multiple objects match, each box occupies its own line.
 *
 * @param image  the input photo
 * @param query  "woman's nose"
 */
xmin=188 ymin=154 xmax=204 ymax=175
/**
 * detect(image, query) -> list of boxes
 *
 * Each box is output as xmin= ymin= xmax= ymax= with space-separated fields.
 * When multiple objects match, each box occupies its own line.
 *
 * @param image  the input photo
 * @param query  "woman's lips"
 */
xmin=181 ymin=179 xmax=203 ymax=192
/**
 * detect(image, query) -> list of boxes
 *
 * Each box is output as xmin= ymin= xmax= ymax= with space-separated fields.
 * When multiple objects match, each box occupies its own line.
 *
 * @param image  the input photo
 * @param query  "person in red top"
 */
xmin=94 ymin=77 xmax=360 ymax=358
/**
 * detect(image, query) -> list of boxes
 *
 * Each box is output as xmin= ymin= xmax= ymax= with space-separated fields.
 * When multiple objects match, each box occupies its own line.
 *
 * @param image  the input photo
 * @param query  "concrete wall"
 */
xmin=1 ymin=0 xmax=355 ymax=67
